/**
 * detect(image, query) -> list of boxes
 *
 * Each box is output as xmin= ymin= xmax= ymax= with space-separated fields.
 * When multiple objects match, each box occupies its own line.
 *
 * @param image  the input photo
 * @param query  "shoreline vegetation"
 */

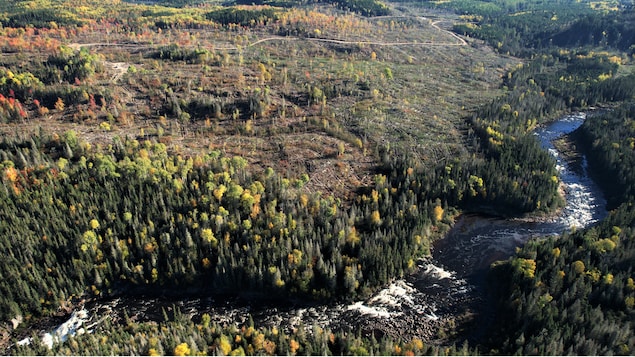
xmin=1 ymin=0 xmax=635 ymax=355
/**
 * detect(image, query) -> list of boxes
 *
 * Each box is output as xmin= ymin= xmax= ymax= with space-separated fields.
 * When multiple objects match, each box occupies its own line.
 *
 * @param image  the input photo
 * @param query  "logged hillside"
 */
xmin=2 ymin=0 xmax=635 ymax=355
xmin=0 ymin=0 xmax=514 ymax=350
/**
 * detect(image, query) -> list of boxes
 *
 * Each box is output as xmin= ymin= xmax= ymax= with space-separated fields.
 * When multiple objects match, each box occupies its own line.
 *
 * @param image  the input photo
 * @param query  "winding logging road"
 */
xmin=218 ymin=16 xmax=467 ymax=49
xmin=69 ymin=15 xmax=467 ymax=81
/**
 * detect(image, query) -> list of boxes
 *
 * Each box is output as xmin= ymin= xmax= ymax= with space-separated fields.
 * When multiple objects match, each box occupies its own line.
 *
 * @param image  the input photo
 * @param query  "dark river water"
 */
xmin=427 ymin=113 xmax=608 ymax=342
xmin=14 ymin=113 xmax=609 ymax=350
xmin=435 ymin=113 xmax=607 ymax=278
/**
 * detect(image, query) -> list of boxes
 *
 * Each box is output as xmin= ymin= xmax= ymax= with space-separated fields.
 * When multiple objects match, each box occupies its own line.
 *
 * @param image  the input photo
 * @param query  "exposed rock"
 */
xmin=10 ymin=315 xmax=22 ymax=330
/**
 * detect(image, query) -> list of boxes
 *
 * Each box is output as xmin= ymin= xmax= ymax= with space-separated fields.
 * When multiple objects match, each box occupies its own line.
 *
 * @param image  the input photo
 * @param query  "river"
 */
xmin=12 ymin=113 xmax=608 ymax=350
xmin=434 ymin=113 xmax=607 ymax=282
xmin=428 ymin=112 xmax=608 ymax=342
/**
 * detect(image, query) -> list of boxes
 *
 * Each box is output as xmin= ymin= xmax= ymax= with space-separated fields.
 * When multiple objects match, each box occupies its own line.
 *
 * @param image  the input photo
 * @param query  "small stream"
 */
xmin=13 ymin=113 xmax=608 ymax=349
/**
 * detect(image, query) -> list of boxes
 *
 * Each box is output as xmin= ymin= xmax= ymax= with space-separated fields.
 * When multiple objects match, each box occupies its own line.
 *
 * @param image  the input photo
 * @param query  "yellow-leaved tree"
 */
xmin=433 ymin=205 xmax=444 ymax=222
xmin=174 ymin=342 xmax=190 ymax=356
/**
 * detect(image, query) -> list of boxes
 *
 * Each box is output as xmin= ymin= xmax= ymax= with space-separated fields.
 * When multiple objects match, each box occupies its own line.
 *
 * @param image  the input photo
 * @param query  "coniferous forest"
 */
xmin=0 ymin=0 xmax=635 ymax=355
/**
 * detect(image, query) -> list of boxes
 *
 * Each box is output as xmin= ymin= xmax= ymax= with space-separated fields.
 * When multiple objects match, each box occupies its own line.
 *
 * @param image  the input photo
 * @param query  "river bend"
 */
xmin=12 ymin=113 xmax=608 ymax=349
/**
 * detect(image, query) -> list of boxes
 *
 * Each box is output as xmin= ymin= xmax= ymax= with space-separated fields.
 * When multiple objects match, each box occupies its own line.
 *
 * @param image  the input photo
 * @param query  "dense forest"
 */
xmin=419 ymin=0 xmax=635 ymax=355
xmin=1 ymin=0 xmax=635 ymax=355
xmin=0 ymin=127 xmax=451 ymax=322
xmin=574 ymin=104 xmax=635 ymax=208
xmin=485 ymin=103 xmax=635 ymax=355
xmin=423 ymin=0 xmax=633 ymax=56
xmin=550 ymin=11 xmax=635 ymax=52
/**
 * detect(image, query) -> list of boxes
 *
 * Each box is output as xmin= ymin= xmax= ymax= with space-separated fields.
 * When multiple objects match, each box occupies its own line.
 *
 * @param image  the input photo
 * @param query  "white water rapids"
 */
xmin=538 ymin=113 xmax=607 ymax=229
xmin=13 ymin=113 xmax=608 ymax=348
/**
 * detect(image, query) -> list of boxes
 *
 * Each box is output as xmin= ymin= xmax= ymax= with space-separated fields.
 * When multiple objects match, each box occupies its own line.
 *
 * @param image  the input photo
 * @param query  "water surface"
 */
xmin=16 ymin=114 xmax=609 ymax=349
xmin=434 ymin=113 xmax=607 ymax=279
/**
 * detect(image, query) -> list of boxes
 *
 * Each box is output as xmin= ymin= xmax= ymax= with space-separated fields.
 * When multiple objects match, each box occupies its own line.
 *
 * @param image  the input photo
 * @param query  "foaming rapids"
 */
xmin=13 ymin=113 xmax=609 ymax=349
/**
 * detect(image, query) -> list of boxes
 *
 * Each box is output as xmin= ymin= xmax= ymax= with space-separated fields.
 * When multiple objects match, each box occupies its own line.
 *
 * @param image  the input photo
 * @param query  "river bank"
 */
xmin=3 ymin=113 xmax=608 ymax=353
